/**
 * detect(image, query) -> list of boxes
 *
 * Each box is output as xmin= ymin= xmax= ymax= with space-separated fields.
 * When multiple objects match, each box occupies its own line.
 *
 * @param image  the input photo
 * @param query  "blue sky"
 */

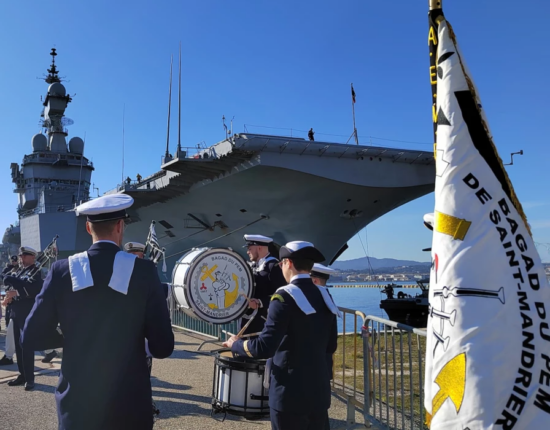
xmin=0 ymin=0 xmax=548 ymax=262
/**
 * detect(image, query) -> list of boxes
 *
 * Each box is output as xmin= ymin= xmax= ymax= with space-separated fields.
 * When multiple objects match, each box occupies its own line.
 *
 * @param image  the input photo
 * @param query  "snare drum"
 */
xmin=172 ymin=247 xmax=254 ymax=324
xmin=212 ymin=349 xmax=269 ymax=418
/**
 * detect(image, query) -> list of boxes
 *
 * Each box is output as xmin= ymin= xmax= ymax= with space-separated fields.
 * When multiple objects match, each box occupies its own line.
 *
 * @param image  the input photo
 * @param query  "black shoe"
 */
xmin=152 ymin=400 xmax=160 ymax=416
xmin=24 ymin=382 xmax=35 ymax=391
xmin=8 ymin=375 xmax=26 ymax=386
xmin=0 ymin=355 xmax=14 ymax=366
xmin=41 ymin=351 xmax=57 ymax=363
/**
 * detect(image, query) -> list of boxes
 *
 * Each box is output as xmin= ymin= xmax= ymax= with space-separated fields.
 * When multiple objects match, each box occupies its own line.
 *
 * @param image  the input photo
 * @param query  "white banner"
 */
xmin=424 ymin=19 xmax=550 ymax=430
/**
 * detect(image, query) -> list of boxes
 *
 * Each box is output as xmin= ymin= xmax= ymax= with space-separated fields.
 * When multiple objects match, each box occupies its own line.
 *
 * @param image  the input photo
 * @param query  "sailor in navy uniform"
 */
xmin=2 ymin=246 xmax=43 ymax=390
xmin=310 ymin=263 xmax=339 ymax=430
xmin=240 ymin=234 xmax=286 ymax=335
xmin=224 ymin=241 xmax=339 ymax=430
xmin=22 ymin=194 xmax=174 ymax=430
xmin=124 ymin=241 xmax=170 ymax=301
xmin=0 ymin=256 xmax=19 ymax=366
xmin=124 ymin=240 xmax=169 ymax=418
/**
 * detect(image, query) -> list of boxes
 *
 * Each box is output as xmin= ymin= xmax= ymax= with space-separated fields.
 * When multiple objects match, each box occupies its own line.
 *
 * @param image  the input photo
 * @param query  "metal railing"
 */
xmin=160 ymin=145 xmax=219 ymax=165
xmin=332 ymin=306 xmax=369 ymax=429
xmin=363 ymin=316 xmax=427 ymax=430
xmin=168 ymin=290 xmax=238 ymax=340
xmin=331 ymin=309 xmax=427 ymax=430
xmin=168 ymin=292 xmax=427 ymax=430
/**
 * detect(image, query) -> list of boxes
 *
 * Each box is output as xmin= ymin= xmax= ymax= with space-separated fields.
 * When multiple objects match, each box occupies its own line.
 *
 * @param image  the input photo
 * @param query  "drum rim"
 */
xmin=212 ymin=400 xmax=270 ymax=417
xmin=215 ymin=348 xmax=267 ymax=369
xmin=173 ymin=247 xmax=255 ymax=324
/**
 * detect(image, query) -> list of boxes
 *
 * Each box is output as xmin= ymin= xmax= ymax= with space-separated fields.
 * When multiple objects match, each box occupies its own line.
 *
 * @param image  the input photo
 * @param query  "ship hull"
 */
xmin=122 ymin=165 xmax=433 ymax=278
xmin=379 ymin=299 xmax=429 ymax=328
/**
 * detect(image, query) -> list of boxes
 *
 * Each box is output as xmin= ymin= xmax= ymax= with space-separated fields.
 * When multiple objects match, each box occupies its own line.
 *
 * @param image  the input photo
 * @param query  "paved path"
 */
xmin=0 ymin=328 xmax=366 ymax=429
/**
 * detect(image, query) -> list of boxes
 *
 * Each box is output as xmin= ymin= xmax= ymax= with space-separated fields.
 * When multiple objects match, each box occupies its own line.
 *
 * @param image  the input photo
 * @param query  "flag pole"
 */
xmin=165 ymin=55 xmax=173 ymax=160
xmin=351 ymin=83 xmax=358 ymax=145
xmin=428 ymin=0 xmax=443 ymax=157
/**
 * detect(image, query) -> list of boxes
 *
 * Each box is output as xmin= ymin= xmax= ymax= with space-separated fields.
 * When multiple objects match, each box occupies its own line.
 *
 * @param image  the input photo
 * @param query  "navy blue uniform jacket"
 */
xmin=3 ymin=271 xmax=43 ymax=324
xmin=241 ymin=258 xmax=286 ymax=334
xmin=232 ymin=276 xmax=337 ymax=414
xmin=22 ymin=242 xmax=175 ymax=430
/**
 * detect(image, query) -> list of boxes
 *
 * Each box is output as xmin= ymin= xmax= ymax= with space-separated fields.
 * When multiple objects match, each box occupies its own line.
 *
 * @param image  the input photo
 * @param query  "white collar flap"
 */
xmin=276 ymin=284 xmax=316 ymax=315
xmin=69 ymin=251 xmax=137 ymax=295
xmin=69 ymin=251 xmax=94 ymax=292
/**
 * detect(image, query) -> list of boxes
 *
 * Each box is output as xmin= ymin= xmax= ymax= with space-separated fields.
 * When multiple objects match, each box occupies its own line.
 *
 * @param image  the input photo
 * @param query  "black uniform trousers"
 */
xmin=13 ymin=317 xmax=34 ymax=383
xmin=270 ymin=408 xmax=328 ymax=430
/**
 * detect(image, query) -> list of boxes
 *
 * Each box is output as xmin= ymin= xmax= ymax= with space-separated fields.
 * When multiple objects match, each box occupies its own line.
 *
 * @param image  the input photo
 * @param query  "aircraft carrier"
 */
xmin=3 ymin=49 xmax=435 ymax=273
xmin=109 ymin=132 xmax=435 ymax=275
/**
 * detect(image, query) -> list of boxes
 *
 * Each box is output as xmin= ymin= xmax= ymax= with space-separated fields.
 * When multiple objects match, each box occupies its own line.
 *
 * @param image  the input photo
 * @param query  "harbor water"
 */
xmin=328 ymin=282 xmax=424 ymax=333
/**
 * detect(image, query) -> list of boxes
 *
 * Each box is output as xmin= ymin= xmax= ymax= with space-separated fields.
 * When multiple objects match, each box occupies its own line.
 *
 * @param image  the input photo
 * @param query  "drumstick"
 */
xmin=240 ymin=332 xmax=262 ymax=338
xmin=236 ymin=308 xmax=258 ymax=338
xmin=239 ymin=291 xmax=252 ymax=305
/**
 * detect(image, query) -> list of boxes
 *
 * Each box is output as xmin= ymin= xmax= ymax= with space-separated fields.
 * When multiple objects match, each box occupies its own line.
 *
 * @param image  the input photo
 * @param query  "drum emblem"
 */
xmin=172 ymin=248 xmax=255 ymax=324
xmin=199 ymin=264 xmax=240 ymax=310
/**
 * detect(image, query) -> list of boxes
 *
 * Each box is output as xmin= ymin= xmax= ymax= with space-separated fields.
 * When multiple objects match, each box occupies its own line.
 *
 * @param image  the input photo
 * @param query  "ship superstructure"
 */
xmin=9 ymin=49 xmax=94 ymax=256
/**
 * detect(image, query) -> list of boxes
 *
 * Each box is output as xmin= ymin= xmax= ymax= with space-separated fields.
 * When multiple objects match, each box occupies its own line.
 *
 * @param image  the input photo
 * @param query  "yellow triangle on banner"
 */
xmin=432 ymin=353 xmax=466 ymax=419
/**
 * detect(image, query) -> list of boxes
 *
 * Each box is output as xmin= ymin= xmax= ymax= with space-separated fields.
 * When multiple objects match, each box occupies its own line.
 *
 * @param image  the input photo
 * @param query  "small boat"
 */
xmin=379 ymin=279 xmax=429 ymax=328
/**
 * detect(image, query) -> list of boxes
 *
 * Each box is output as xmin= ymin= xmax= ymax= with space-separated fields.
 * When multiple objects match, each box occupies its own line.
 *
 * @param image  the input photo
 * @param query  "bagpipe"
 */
xmin=11 ymin=235 xmax=59 ymax=283
xmin=144 ymin=221 xmax=167 ymax=273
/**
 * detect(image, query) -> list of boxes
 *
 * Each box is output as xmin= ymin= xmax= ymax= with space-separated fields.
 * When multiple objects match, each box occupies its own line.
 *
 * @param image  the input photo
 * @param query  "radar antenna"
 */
xmin=39 ymin=48 xmax=67 ymax=83
xmin=39 ymin=116 xmax=74 ymax=128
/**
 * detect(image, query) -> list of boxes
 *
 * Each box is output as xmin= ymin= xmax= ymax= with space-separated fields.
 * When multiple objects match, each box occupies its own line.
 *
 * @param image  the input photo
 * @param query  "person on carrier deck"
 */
xmin=239 ymin=234 xmax=286 ymax=336
xmin=224 ymin=241 xmax=339 ymax=430
xmin=22 ymin=194 xmax=174 ymax=430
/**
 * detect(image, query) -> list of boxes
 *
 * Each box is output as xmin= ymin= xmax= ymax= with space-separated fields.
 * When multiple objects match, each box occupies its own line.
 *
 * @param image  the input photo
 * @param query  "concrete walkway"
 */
xmin=0 ymin=328 xmax=366 ymax=429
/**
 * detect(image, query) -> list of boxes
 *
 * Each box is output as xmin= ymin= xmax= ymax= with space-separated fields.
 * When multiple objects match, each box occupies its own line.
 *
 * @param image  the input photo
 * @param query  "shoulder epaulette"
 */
xmin=271 ymin=293 xmax=285 ymax=303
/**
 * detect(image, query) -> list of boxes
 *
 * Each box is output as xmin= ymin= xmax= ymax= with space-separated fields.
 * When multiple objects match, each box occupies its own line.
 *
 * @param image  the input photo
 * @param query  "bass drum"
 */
xmin=172 ymin=247 xmax=255 ymax=324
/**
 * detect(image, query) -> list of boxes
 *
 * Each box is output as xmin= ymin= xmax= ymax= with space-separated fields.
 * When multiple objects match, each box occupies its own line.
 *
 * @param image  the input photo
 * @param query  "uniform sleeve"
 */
xmin=5 ymin=276 xmax=43 ymax=300
xmin=232 ymin=295 xmax=291 ymax=359
xmin=21 ymin=265 xmax=59 ymax=350
xmin=326 ymin=291 xmax=338 ymax=356
xmin=144 ymin=264 xmax=174 ymax=359
xmin=255 ymin=261 xmax=286 ymax=308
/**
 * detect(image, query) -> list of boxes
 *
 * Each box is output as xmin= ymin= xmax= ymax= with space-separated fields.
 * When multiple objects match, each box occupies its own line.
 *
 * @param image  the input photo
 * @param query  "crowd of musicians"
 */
xmin=0 ymin=194 xmax=341 ymax=430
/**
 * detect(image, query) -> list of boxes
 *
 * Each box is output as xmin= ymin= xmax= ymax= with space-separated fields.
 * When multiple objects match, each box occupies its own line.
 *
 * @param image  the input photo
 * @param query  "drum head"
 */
xmin=173 ymin=248 xmax=255 ymax=324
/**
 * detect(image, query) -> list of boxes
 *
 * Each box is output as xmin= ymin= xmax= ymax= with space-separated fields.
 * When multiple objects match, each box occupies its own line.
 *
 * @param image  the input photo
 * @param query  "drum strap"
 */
xmin=69 ymin=251 xmax=136 ymax=295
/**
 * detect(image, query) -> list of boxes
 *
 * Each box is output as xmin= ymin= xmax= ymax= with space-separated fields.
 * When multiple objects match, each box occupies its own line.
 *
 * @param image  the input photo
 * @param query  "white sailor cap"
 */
xmin=124 ymin=242 xmax=146 ymax=253
xmin=243 ymin=234 xmax=273 ymax=247
xmin=75 ymin=194 xmax=134 ymax=223
xmin=18 ymin=246 xmax=38 ymax=257
xmin=279 ymin=241 xmax=325 ymax=263
xmin=310 ymin=263 xmax=335 ymax=280
xmin=423 ymin=213 xmax=434 ymax=231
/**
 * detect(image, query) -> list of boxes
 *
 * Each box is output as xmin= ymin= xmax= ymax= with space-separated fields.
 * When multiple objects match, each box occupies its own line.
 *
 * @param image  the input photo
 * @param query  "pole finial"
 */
xmin=429 ymin=0 xmax=442 ymax=10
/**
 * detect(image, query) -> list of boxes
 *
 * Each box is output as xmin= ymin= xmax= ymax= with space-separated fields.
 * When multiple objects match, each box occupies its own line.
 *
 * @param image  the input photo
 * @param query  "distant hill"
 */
xmin=332 ymin=256 xmax=429 ymax=271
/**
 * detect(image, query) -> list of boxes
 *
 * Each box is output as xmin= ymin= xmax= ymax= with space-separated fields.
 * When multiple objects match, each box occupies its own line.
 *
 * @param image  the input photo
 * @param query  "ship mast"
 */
xmin=165 ymin=55 xmax=173 ymax=160
xmin=45 ymin=48 xmax=61 ymax=84
xmin=177 ymin=42 xmax=182 ymax=156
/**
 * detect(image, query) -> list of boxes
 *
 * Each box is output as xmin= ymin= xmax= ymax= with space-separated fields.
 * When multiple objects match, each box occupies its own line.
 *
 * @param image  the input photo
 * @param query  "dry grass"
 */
xmin=332 ymin=330 xmax=428 ymax=429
